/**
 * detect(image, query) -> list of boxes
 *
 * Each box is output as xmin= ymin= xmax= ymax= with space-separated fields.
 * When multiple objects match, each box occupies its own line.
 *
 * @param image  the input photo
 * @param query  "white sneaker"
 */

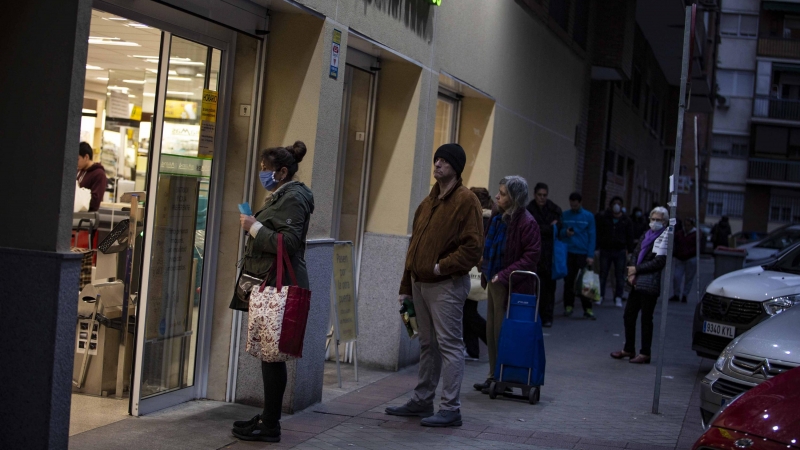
xmin=615 ymin=297 xmax=623 ymax=308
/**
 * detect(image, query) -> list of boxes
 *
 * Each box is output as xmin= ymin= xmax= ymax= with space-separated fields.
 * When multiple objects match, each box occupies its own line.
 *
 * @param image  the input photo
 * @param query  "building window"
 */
xmin=716 ymin=69 xmax=755 ymax=97
xmin=632 ymin=68 xmax=642 ymax=108
xmin=549 ymin=0 xmax=570 ymax=31
xmin=573 ymin=0 xmax=589 ymax=49
xmin=432 ymin=91 xmax=460 ymax=181
xmin=650 ymin=95 xmax=660 ymax=130
xmin=706 ymin=191 xmax=745 ymax=218
xmin=769 ymin=196 xmax=800 ymax=222
xmin=720 ymin=13 xmax=758 ymax=38
xmin=712 ymin=134 xmax=750 ymax=158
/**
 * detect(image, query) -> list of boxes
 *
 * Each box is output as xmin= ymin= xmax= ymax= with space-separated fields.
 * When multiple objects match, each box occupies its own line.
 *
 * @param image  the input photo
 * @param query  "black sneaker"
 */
xmin=542 ymin=321 xmax=553 ymax=328
xmin=681 ymin=296 xmax=688 ymax=303
xmin=232 ymin=418 xmax=280 ymax=442
xmin=668 ymin=295 xmax=679 ymax=303
xmin=233 ymin=414 xmax=260 ymax=429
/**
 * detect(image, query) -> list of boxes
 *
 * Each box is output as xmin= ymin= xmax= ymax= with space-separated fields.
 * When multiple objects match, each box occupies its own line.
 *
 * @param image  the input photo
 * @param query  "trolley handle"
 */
xmin=507 ymin=270 xmax=541 ymax=322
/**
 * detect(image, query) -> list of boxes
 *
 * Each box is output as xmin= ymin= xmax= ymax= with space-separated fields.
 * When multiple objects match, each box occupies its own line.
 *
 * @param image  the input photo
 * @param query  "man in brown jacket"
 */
xmin=385 ymin=143 xmax=483 ymax=428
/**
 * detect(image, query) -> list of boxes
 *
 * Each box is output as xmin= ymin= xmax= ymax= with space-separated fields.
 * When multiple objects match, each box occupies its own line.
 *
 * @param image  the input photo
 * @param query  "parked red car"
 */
xmin=693 ymin=366 xmax=800 ymax=450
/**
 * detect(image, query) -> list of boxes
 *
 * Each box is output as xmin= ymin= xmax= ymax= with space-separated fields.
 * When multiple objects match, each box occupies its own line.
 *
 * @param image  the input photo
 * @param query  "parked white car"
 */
xmin=738 ymin=224 xmax=800 ymax=262
xmin=699 ymin=306 xmax=800 ymax=427
xmin=692 ymin=241 xmax=800 ymax=358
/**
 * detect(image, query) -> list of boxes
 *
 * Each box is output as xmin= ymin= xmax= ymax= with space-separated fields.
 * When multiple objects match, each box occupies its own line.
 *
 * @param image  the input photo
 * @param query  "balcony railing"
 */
xmin=758 ymin=36 xmax=800 ymax=59
xmin=748 ymin=158 xmax=800 ymax=184
xmin=753 ymin=95 xmax=800 ymax=121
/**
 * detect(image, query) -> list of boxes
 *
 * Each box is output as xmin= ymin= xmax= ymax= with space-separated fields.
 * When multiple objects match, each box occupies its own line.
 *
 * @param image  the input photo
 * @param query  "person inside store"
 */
xmin=610 ymin=206 xmax=669 ymax=365
xmin=230 ymin=141 xmax=314 ymax=443
xmin=77 ymin=142 xmax=108 ymax=212
xmin=473 ymin=176 xmax=541 ymax=394
xmin=526 ymin=182 xmax=562 ymax=328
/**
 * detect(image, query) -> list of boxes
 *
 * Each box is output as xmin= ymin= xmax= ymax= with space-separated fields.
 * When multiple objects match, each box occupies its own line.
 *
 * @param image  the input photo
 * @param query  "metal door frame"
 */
xmin=331 ymin=50 xmax=379 ymax=290
xmin=93 ymin=0 xmax=237 ymax=416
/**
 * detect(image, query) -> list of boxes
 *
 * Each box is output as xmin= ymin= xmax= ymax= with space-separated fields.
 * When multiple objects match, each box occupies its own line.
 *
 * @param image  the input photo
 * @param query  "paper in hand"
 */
xmin=238 ymin=203 xmax=252 ymax=215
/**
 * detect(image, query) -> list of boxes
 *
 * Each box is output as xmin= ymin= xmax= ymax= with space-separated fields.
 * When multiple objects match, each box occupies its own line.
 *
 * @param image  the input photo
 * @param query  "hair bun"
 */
xmin=288 ymin=141 xmax=307 ymax=164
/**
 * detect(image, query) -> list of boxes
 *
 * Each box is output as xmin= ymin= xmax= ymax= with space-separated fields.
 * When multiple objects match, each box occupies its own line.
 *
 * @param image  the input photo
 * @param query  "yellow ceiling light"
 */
xmin=122 ymin=79 xmax=146 ymax=84
xmin=86 ymin=65 xmax=104 ymax=70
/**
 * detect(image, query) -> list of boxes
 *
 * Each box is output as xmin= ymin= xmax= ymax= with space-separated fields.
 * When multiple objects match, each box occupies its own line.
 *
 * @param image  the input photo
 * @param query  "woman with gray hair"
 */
xmin=611 ymin=206 xmax=669 ymax=365
xmin=473 ymin=176 xmax=542 ymax=393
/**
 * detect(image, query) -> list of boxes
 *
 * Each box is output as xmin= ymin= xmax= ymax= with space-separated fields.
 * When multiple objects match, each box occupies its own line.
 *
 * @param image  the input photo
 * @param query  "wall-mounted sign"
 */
xmin=330 ymin=29 xmax=341 ymax=80
xmin=198 ymin=89 xmax=217 ymax=159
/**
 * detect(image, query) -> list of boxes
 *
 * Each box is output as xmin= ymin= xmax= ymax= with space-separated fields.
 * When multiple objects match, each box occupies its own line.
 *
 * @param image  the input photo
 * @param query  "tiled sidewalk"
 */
xmin=70 ymin=259 xmax=714 ymax=450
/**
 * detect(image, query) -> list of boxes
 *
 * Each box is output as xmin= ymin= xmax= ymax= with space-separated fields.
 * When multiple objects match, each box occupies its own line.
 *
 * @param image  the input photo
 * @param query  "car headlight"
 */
xmin=763 ymin=294 xmax=800 ymax=316
xmin=715 ymin=346 xmax=732 ymax=371
xmin=714 ymin=336 xmax=742 ymax=371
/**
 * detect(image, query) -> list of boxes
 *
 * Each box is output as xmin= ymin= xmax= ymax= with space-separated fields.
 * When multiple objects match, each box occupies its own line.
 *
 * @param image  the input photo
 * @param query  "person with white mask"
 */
xmin=610 ymin=207 xmax=669 ymax=365
xmin=595 ymin=196 xmax=634 ymax=307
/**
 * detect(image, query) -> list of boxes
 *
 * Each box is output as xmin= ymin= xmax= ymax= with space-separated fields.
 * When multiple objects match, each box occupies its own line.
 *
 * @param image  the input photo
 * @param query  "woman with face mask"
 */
xmin=610 ymin=206 xmax=669 ymax=365
xmin=229 ymin=141 xmax=314 ymax=443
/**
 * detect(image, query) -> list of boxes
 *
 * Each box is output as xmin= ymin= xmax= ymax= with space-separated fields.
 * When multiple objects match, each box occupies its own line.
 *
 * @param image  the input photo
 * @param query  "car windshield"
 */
xmin=767 ymin=243 xmax=800 ymax=274
xmin=757 ymin=230 xmax=800 ymax=250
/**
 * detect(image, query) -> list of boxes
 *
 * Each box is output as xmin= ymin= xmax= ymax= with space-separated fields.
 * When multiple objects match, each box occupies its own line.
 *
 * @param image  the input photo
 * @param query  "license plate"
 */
xmin=703 ymin=321 xmax=736 ymax=339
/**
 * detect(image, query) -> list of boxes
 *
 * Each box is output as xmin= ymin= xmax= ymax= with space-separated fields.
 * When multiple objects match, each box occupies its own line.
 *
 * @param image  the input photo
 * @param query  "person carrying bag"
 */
xmin=247 ymin=234 xmax=311 ymax=361
xmin=229 ymin=142 xmax=314 ymax=443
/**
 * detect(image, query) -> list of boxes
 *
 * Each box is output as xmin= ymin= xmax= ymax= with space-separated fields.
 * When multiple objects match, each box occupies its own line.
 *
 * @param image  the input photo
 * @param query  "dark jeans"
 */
xmin=623 ymin=289 xmax=658 ymax=356
xmin=463 ymin=299 xmax=487 ymax=358
xmin=539 ymin=270 xmax=557 ymax=323
xmin=261 ymin=361 xmax=287 ymax=426
xmin=600 ymin=249 xmax=626 ymax=300
xmin=564 ymin=253 xmax=592 ymax=312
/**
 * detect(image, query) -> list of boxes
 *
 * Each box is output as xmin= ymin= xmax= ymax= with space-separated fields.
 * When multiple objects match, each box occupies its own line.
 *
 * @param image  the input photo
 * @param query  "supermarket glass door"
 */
xmin=131 ymin=31 xmax=223 ymax=416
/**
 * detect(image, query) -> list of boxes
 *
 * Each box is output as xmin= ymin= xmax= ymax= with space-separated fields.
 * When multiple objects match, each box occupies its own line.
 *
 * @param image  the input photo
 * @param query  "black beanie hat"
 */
xmin=433 ymin=143 xmax=466 ymax=176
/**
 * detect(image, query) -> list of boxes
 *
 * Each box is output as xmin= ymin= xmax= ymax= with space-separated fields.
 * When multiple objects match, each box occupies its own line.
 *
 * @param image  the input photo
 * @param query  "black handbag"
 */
xmin=235 ymin=270 xmax=263 ymax=306
xmin=632 ymin=271 xmax=661 ymax=297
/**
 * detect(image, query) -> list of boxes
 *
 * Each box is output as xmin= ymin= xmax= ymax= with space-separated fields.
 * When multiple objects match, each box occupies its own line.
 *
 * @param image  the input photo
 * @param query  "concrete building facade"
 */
xmin=710 ymin=0 xmax=800 ymax=233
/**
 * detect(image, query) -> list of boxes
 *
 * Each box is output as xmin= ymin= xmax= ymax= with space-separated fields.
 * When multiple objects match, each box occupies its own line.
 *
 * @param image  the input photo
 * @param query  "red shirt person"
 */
xmin=77 ymin=142 xmax=108 ymax=212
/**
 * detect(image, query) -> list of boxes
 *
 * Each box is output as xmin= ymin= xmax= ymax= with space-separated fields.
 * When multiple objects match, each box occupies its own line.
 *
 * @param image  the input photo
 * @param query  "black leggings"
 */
xmin=623 ymin=289 xmax=658 ymax=356
xmin=463 ymin=299 xmax=487 ymax=358
xmin=261 ymin=361 xmax=287 ymax=426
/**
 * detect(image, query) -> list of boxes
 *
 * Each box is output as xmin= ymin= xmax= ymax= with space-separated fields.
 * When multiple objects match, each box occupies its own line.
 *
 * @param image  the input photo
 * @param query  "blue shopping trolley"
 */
xmin=488 ymin=270 xmax=545 ymax=404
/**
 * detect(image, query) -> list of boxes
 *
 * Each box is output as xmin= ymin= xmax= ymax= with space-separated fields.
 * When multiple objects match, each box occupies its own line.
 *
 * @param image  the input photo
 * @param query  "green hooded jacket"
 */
xmin=229 ymin=181 xmax=314 ymax=311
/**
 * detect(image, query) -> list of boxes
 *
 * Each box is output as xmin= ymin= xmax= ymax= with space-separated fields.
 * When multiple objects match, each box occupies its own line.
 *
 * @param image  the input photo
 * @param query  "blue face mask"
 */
xmin=259 ymin=171 xmax=279 ymax=191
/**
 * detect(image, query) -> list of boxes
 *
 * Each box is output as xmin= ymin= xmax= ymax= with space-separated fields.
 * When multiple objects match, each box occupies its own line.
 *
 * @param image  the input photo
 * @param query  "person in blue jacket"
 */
xmin=559 ymin=192 xmax=597 ymax=320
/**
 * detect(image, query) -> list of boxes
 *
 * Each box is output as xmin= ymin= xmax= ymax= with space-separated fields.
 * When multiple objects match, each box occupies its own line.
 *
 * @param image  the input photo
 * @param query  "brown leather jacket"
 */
xmin=399 ymin=180 xmax=484 ymax=296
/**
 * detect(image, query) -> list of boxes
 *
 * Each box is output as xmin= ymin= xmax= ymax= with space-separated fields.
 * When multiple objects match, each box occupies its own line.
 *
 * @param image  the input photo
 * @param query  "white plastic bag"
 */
xmin=74 ymin=181 xmax=91 ymax=212
xmin=581 ymin=269 xmax=601 ymax=304
xmin=467 ymin=266 xmax=487 ymax=301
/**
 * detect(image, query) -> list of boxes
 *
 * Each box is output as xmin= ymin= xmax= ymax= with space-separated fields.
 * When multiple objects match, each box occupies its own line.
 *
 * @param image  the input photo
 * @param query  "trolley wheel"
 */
xmin=488 ymin=382 xmax=498 ymax=399
xmin=528 ymin=387 xmax=540 ymax=405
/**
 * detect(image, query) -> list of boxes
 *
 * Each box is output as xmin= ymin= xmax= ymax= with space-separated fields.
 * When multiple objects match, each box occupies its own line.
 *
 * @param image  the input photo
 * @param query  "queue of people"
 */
xmin=136 ymin=136 xmax=697 ymax=440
